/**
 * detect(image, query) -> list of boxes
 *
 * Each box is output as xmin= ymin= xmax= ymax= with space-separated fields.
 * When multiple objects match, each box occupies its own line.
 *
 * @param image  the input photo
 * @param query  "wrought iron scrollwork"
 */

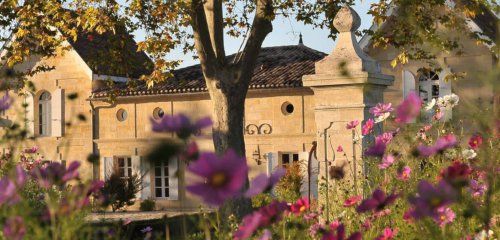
xmin=245 ymin=123 xmax=273 ymax=135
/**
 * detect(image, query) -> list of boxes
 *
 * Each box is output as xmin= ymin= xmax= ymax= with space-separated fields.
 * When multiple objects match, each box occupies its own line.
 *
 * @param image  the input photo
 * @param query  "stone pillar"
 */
xmin=302 ymin=6 xmax=393 ymax=220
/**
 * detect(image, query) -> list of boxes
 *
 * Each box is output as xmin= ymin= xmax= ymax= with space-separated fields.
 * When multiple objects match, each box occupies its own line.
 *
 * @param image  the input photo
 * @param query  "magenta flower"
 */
xmin=319 ymin=223 xmax=362 ymax=240
xmin=397 ymin=166 xmax=411 ymax=181
xmin=378 ymin=154 xmax=395 ymax=169
xmin=433 ymin=111 xmax=444 ymax=121
xmin=439 ymin=161 xmax=472 ymax=185
xmin=245 ymin=168 xmax=285 ymax=197
xmin=469 ymin=179 xmax=487 ymax=197
xmin=151 ymin=113 xmax=212 ymax=139
xmin=362 ymin=119 xmax=375 ymax=135
xmin=343 ymin=195 xmax=362 ymax=207
xmin=468 ymin=134 xmax=483 ymax=149
xmin=234 ymin=201 xmax=288 ymax=240
xmin=0 ymin=177 xmax=19 ymax=206
xmin=180 ymin=141 xmax=199 ymax=163
xmin=346 ymin=120 xmax=359 ymax=130
xmin=259 ymin=229 xmax=272 ymax=240
xmin=3 ymin=216 xmax=25 ymax=240
xmin=370 ymin=103 xmax=394 ymax=117
xmin=187 ymin=149 xmax=248 ymax=206
xmin=337 ymin=145 xmax=344 ymax=152
xmin=32 ymin=161 xmax=80 ymax=188
xmin=23 ymin=146 xmax=39 ymax=154
xmin=356 ymin=189 xmax=398 ymax=213
xmin=395 ymin=91 xmax=422 ymax=124
xmin=433 ymin=207 xmax=455 ymax=227
xmin=0 ymin=94 xmax=12 ymax=111
xmin=417 ymin=134 xmax=457 ymax=157
xmin=365 ymin=138 xmax=387 ymax=158
xmin=375 ymin=227 xmax=398 ymax=240
xmin=375 ymin=132 xmax=393 ymax=144
xmin=290 ymin=197 xmax=310 ymax=215
xmin=408 ymin=180 xmax=457 ymax=219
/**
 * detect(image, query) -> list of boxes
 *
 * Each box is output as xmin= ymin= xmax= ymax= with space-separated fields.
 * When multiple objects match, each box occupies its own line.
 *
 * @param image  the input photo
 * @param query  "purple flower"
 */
xmin=417 ymin=134 xmax=458 ymax=157
xmin=370 ymin=103 xmax=394 ymax=117
xmin=408 ymin=180 xmax=457 ymax=219
xmin=31 ymin=161 xmax=80 ymax=188
xmin=0 ymin=177 xmax=19 ymax=206
xmin=469 ymin=179 xmax=487 ymax=197
xmin=259 ymin=229 xmax=272 ymax=240
xmin=23 ymin=146 xmax=38 ymax=154
xmin=397 ymin=166 xmax=411 ymax=181
xmin=395 ymin=91 xmax=422 ymax=124
xmin=433 ymin=207 xmax=455 ymax=227
xmin=375 ymin=132 xmax=393 ymax=144
xmin=3 ymin=216 xmax=25 ymax=240
xmin=245 ymin=168 xmax=285 ymax=198
xmin=0 ymin=94 xmax=12 ymax=111
xmin=141 ymin=226 xmax=153 ymax=233
xmin=319 ymin=223 xmax=362 ymax=240
xmin=356 ymin=189 xmax=398 ymax=213
xmin=187 ymin=149 xmax=248 ymax=206
xmin=362 ymin=119 xmax=374 ymax=135
xmin=365 ymin=138 xmax=387 ymax=158
xmin=375 ymin=227 xmax=398 ymax=240
xmin=378 ymin=154 xmax=395 ymax=169
xmin=234 ymin=201 xmax=288 ymax=240
xmin=346 ymin=120 xmax=359 ymax=130
xmin=151 ymin=113 xmax=212 ymax=139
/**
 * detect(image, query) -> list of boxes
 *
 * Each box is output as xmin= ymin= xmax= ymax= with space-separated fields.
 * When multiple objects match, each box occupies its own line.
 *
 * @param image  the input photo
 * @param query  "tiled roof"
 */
xmin=69 ymin=26 xmax=154 ymax=78
xmin=470 ymin=4 xmax=498 ymax=42
xmin=92 ymin=45 xmax=326 ymax=98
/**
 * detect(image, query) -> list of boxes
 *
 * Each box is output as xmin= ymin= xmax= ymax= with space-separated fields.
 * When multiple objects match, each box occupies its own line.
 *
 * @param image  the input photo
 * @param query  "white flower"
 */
xmin=462 ymin=149 xmax=477 ymax=160
xmin=374 ymin=112 xmax=390 ymax=123
xmin=447 ymin=93 xmax=459 ymax=108
xmin=437 ymin=97 xmax=447 ymax=108
xmin=474 ymin=230 xmax=495 ymax=240
xmin=424 ymin=98 xmax=436 ymax=111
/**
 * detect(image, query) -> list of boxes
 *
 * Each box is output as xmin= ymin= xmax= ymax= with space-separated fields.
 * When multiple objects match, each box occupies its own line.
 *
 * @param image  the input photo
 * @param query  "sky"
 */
xmin=132 ymin=1 xmax=377 ymax=68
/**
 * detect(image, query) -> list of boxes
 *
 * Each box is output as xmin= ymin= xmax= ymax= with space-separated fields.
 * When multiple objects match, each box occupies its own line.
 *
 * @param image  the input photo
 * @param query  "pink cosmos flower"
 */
xmin=397 ymin=166 xmax=411 ymax=181
xmin=187 ymin=150 xmax=248 ymax=206
xmin=180 ymin=142 xmax=199 ymax=163
xmin=469 ymin=179 xmax=487 ymax=197
xmin=408 ymin=180 xmax=457 ymax=219
xmin=245 ymin=168 xmax=285 ymax=197
xmin=375 ymin=227 xmax=398 ymax=240
xmin=362 ymin=119 xmax=375 ymax=135
xmin=378 ymin=154 xmax=395 ymax=169
xmin=0 ymin=94 xmax=12 ymax=111
xmin=234 ymin=201 xmax=288 ymax=240
xmin=375 ymin=132 xmax=393 ymax=144
xmin=0 ymin=177 xmax=19 ymax=206
xmin=395 ymin=91 xmax=422 ymax=124
xmin=433 ymin=207 xmax=455 ymax=227
xmin=290 ymin=197 xmax=310 ymax=215
xmin=259 ymin=229 xmax=272 ymax=240
xmin=23 ymin=146 xmax=39 ymax=154
xmin=370 ymin=103 xmax=394 ymax=117
xmin=439 ymin=161 xmax=472 ymax=185
xmin=356 ymin=189 xmax=398 ymax=213
xmin=319 ymin=223 xmax=362 ymax=240
xmin=468 ymin=134 xmax=483 ymax=149
xmin=343 ymin=195 xmax=362 ymax=207
xmin=417 ymin=134 xmax=458 ymax=157
xmin=3 ymin=216 xmax=25 ymax=240
xmin=346 ymin=120 xmax=359 ymax=130
xmin=337 ymin=145 xmax=344 ymax=152
xmin=151 ymin=113 xmax=212 ymax=139
xmin=32 ymin=161 xmax=81 ymax=188
xmin=433 ymin=110 xmax=444 ymax=121
xmin=365 ymin=138 xmax=387 ymax=158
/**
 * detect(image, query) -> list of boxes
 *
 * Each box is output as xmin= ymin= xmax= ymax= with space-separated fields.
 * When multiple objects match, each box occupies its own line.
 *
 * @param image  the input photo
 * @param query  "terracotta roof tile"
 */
xmin=92 ymin=45 xmax=326 ymax=98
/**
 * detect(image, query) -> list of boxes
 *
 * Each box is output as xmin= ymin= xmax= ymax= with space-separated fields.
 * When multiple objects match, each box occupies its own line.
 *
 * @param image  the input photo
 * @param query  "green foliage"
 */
xmin=101 ymin=172 xmax=142 ymax=212
xmin=139 ymin=198 xmax=156 ymax=212
xmin=274 ymin=163 xmax=303 ymax=203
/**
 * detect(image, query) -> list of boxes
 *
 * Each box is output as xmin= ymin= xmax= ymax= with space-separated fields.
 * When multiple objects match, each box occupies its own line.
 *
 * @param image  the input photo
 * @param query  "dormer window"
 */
xmin=38 ymin=91 xmax=51 ymax=136
xmin=417 ymin=69 xmax=440 ymax=103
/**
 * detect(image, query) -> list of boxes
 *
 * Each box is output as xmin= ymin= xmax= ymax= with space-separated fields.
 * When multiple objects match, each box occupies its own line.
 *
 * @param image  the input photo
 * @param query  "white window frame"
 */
xmin=115 ymin=156 xmax=132 ymax=179
xmin=38 ymin=91 xmax=51 ymax=136
xmin=279 ymin=152 xmax=299 ymax=168
xmin=153 ymin=161 xmax=170 ymax=199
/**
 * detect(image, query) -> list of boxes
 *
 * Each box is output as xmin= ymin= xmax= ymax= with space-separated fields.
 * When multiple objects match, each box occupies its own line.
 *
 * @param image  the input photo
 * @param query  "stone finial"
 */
xmin=333 ymin=6 xmax=361 ymax=32
xmin=312 ymin=5 xmax=380 ymax=75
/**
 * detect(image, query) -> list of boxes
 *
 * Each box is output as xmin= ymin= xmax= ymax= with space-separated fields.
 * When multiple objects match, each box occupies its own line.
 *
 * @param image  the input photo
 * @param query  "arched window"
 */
xmin=417 ymin=69 xmax=440 ymax=103
xmin=38 ymin=92 xmax=51 ymax=136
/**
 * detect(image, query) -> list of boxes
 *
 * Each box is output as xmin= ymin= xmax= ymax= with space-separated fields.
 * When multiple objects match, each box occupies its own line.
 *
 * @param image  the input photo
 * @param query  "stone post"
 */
xmin=302 ymin=6 xmax=393 ymax=220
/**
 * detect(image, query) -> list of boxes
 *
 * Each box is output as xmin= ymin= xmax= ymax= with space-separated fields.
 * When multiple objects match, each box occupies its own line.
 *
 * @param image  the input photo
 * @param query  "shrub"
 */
xmin=101 ymin=172 xmax=142 ymax=212
xmin=274 ymin=163 xmax=303 ymax=202
xmin=139 ymin=199 xmax=156 ymax=211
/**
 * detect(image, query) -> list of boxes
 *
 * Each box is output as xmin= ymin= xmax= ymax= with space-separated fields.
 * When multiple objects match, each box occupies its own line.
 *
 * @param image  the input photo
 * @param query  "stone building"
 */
xmin=1 ymin=6 xmax=497 ymax=212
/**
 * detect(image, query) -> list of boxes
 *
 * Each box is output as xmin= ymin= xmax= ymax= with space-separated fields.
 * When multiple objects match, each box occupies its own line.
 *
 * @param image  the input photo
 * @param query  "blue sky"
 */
xmin=132 ymin=1 xmax=376 ymax=68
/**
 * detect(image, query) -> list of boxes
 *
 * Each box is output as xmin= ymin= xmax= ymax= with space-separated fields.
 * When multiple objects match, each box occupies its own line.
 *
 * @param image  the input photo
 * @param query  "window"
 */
xmin=38 ymin=92 xmax=51 ymax=136
xmin=116 ymin=109 xmax=128 ymax=122
xmin=154 ymin=161 xmax=169 ymax=198
xmin=281 ymin=102 xmax=294 ymax=115
xmin=115 ymin=157 xmax=132 ymax=178
xmin=417 ymin=69 xmax=440 ymax=103
xmin=153 ymin=107 xmax=165 ymax=120
xmin=280 ymin=152 xmax=299 ymax=168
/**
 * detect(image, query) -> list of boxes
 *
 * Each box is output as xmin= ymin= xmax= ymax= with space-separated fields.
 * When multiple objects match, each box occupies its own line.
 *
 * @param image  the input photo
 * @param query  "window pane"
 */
xmin=155 ymin=188 xmax=162 ymax=198
xmin=118 ymin=158 xmax=125 ymax=167
xmin=155 ymin=178 xmax=162 ymax=187
xmin=164 ymin=178 xmax=169 ymax=187
xmin=165 ymin=188 xmax=169 ymax=197
xmin=164 ymin=167 xmax=169 ymax=177
xmin=282 ymin=154 xmax=290 ymax=164
xmin=293 ymin=154 xmax=299 ymax=162
xmin=119 ymin=168 xmax=125 ymax=177
xmin=127 ymin=158 xmax=132 ymax=166
xmin=128 ymin=168 xmax=132 ymax=177
xmin=155 ymin=167 xmax=161 ymax=176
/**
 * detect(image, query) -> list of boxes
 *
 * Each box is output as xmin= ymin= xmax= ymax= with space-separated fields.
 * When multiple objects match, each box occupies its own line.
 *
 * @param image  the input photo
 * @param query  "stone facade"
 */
xmin=1 ymin=6 xmax=496 ymax=212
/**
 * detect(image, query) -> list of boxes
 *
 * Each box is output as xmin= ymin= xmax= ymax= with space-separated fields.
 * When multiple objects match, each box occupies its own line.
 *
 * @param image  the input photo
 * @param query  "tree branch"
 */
xmin=237 ymin=0 xmax=273 ymax=83
xmin=190 ymin=0 xmax=217 ymax=77
xmin=204 ymin=0 xmax=225 ymax=62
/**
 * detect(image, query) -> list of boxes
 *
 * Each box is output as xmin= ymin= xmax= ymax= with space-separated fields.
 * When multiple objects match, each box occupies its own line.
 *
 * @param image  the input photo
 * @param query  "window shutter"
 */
xmin=51 ymin=88 xmax=64 ymax=137
xmin=168 ymin=157 xmax=179 ymax=200
xmin=24 ymin=93 xmax=35 ymax=136
xmin=131 ymin=156 xmax=142 ymax=199
xmin=266 ymin=152 xmax=279 ymax=176
xmin=402 ymin=70 xmax=416 ymax=98
xmin=102 ymin=157 xmax=114 ymax=180
xmin=140 ymin=157 xmax=151 ymax=200
xmin=438 ymin=70 xmax=453 ymax=121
